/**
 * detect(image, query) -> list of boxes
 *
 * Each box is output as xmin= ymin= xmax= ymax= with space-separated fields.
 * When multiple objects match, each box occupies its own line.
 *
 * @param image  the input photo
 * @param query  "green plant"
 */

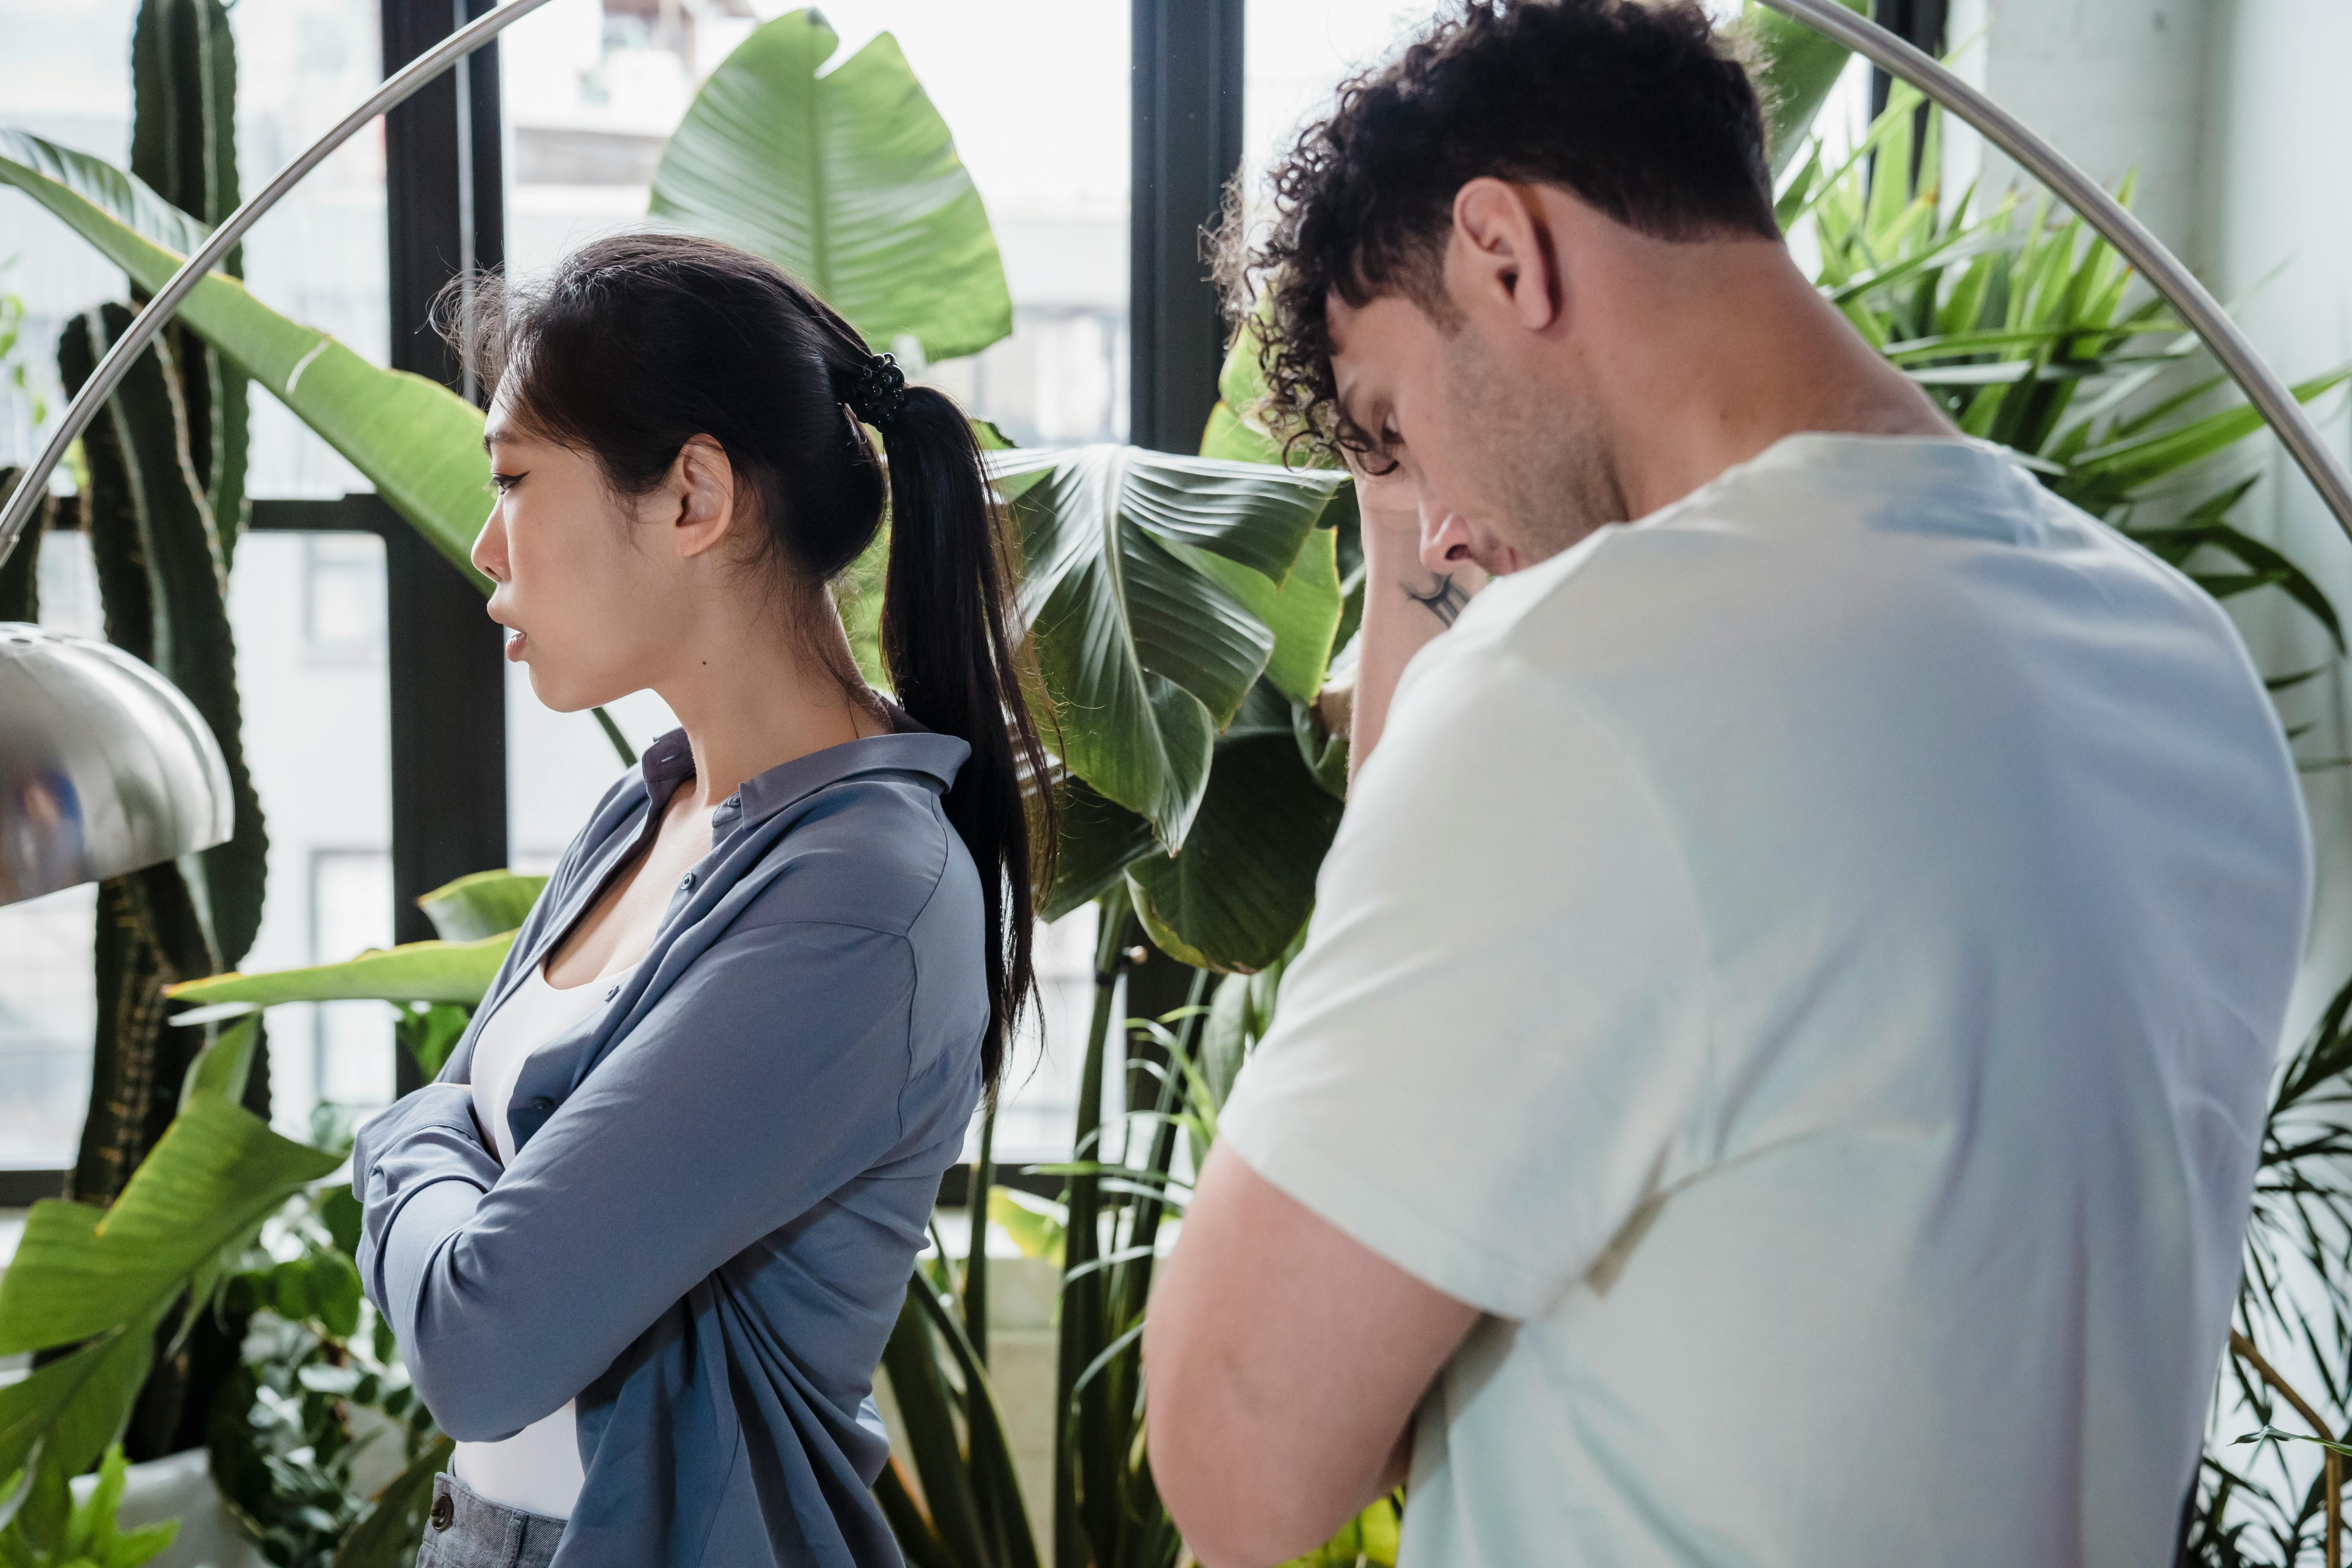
xmin=206 ymin=1158 xmax=443 ymax=1568
xmin=0 ymin=1445 xmax=180 ymax=1568
xmin=648 ymin=12 xmax=1012 ymax=365
xmin=0 ymin=1018 xmax=342 ymax=1559
xmin=0 ymin=0 xmax=271 ymax=1481
xmin=876 ymin=904 xmax=1405 ymax=1568
xmin=1782 ymin=79 xmax=2348 ymax=695
xmin=0 ymin=272 xmax=46 ymax=434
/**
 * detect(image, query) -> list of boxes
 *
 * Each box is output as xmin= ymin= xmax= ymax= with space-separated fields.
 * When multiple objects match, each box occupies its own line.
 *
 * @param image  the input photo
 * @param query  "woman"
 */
xmin=352 ymin=232 xmax=1052 ymax=1568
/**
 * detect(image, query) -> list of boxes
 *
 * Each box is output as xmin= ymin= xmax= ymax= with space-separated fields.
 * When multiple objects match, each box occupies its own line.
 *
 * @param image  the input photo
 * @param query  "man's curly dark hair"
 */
xmin=1217 ymin=0 xmax=1778 ymax=462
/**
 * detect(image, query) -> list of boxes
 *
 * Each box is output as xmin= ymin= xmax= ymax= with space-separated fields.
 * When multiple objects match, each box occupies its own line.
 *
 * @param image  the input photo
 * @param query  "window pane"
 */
xmin=228 ymin=530 xmax=395 ymax=1137
xmin=0 ymin=882 xmax=97 ymax=1169
xmin=233 ymin=0 xmax=390 ymax=497
xmin=0 ymin=0 xmax=131 ymax=473
xmin=1241 ymin=3 xmax=1426 ymax=234
xmin=986 ymin=903 xmax=1102 ymax=1163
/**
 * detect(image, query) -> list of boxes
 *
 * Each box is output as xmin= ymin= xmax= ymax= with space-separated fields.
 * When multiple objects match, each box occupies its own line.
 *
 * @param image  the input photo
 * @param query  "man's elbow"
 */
xmin=1144 ymin=1328 xmax=1356 ymax=1568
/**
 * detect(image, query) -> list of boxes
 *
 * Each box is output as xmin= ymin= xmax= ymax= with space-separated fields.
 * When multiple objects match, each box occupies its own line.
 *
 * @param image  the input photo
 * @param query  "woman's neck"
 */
xmin=652 ymin=593 xmax=884 ymax=810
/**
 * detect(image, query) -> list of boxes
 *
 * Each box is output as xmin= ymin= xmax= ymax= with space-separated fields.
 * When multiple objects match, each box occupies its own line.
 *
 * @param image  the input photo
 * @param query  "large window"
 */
xmin=0 ymin=0 xmax=396 ymax=1163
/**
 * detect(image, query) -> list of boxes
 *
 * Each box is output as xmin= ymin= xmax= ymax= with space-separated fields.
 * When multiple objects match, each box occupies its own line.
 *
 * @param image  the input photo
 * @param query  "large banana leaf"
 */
xmin=1044 ymin=777 xmax=1161 ymax=924
xmin=416 ymin=869 xmax=548 ymax=944
xmin=0 ymin=1327 xmax=156 ymax=1504
xmin=1125 ymin=686 xmax=1346 ymax=975
xmin=650 ymin=10 xmax=1011 ymax=363
xmin=0 ymin=129 xmax=489 ymax=583
xmin=992 ymin=446 xmax=1345 ymax=850
xmin=0 ymin=1094 xmax=342 ymax=1356
xmin=167 ymin=933 xmax=513 ymax=1009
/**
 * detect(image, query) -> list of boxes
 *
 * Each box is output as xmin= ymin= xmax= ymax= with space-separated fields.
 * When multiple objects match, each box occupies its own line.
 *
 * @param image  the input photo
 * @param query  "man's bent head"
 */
xmin=1223 ymin=0 xmax=1785 ymax=572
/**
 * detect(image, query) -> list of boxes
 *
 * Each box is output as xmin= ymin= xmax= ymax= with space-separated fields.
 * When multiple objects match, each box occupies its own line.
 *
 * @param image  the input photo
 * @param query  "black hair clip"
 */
xmin=846 ymin=352 xmax=910 ymax=426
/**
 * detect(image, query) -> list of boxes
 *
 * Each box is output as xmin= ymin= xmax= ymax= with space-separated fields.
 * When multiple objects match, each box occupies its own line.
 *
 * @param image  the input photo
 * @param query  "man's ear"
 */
xmin=664 ymin=434 xmax=740 ymax=559
xmin=1448 ymin=178 xmax=1561 ymax=333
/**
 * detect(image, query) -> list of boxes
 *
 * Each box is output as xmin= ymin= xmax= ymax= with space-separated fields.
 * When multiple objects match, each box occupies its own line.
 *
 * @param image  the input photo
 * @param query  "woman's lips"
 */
xmin=505 ymin=627 xmax=528 ymax=661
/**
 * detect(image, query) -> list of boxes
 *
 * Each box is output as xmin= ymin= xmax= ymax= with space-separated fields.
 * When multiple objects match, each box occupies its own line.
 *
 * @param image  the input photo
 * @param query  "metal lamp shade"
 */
xmin=0 ymin=623 xmax=232 ymax=907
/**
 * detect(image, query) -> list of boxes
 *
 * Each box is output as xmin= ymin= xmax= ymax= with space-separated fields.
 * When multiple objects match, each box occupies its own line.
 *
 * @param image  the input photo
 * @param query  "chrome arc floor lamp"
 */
xmin=1 ymin=0 xmax=2348 ymax=910
xmin=0 ymin=0 xmax=559 ymax=909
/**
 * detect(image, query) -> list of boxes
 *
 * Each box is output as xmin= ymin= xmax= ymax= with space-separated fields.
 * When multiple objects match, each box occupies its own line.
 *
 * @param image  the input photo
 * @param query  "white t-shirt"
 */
xmin=1218 ymin=434 xmax=2311 ymax=1567
xmin=450 ymin=961 xmax=621 ymax=1521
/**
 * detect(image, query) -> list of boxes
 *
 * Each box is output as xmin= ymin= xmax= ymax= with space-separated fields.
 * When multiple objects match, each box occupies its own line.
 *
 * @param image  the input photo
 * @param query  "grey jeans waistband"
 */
xmin=417 ymin=1471 xmax=568 ymax=1568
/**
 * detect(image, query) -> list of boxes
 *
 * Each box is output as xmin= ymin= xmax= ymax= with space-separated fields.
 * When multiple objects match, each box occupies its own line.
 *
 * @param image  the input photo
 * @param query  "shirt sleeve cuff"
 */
xmin=1217 ymin=1094 xmax=1562 ymax=1321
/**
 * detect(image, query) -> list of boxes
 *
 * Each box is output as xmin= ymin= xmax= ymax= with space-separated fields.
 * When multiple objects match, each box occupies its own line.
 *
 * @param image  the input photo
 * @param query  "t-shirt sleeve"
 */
xmin=1216 ymin=646 xmax=1713 ymax=1321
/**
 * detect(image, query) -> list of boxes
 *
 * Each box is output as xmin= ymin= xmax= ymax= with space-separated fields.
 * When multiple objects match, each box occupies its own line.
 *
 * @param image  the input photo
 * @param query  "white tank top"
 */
xmin=450 ymin=960 xmax=626 ymax=1520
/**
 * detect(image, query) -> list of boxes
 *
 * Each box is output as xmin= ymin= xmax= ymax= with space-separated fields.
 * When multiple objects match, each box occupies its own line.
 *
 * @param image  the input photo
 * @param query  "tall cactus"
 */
xmin=51 ymin=0 xmax=266 ymax=1461
xmin=0 ymin=466 xmax=55 ymax=620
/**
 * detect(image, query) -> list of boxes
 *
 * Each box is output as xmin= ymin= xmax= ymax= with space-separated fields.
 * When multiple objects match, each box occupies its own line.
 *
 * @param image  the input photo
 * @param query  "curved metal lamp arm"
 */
xmin=1755 ymin=0 xmax=2352 ymax=544
xmin=0 ymin=0 xmax=559 ymax=566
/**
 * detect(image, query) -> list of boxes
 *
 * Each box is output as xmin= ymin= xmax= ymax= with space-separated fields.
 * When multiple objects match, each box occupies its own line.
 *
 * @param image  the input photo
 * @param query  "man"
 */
xmin=1142 ymin=4 xmax=2312 ymax=1566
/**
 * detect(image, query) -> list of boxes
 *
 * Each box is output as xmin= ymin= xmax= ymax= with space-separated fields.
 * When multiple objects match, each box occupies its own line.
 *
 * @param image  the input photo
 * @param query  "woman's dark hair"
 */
xmin=1216 ymin=0 xmax=1778 ymax=461
xmin=443 ymin=231 xmax=1052 ymax=1090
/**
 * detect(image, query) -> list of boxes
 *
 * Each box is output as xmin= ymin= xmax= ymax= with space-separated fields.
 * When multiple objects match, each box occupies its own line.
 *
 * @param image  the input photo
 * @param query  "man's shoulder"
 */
xmin=1435 ymin=435 xmax=2225 ymax=698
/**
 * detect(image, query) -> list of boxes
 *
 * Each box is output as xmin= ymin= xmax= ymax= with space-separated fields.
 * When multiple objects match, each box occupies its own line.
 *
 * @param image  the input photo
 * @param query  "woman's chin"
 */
xmin=524 ymin=664 xmax=632 ymax=718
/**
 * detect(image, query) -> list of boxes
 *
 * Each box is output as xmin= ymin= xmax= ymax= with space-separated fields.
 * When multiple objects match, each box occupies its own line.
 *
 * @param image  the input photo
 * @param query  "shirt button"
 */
xmin=679 ymin=872 xmax=696 ymax=890
xmin=430 ymin=1492 xmax=454 ymax=1531
xmin=604 ymin=984 xmax=620 ymax=1001
xmin=529 ymin=1096 xmax=555 ymax=1111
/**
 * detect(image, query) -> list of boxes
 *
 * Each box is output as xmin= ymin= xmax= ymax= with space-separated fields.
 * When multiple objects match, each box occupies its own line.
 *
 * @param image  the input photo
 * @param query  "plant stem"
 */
xmin=2232 ymin=1329 xmax=2341 ymax=1568
xmin=966 ymin=1094 xmax=994 ymax=1366
xmin=590 ymin=705 xmax=636 ymax=766
xmin=1055 ymin=884 xmax=1131 ymax=1568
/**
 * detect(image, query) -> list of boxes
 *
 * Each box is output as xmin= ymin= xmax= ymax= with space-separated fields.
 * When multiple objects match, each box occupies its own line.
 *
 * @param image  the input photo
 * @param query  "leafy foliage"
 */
xmin=207 ymin=1173 xmax=442 ymax=1568
xmin=2183 ymin=976 xmax=2352 ymax=1564
xmin=650 ymin=11 xmax=1012 ymax=363
xmin=1786 ymin=81 xmax=2348 ymax=692
xmin=0 ymin=1446 xmax=179 ymax=1568
xmin=877 ymin=907 xmax=1396 ymax=1568
xmin=0 ymin=1018 xmax=335 ymax=1560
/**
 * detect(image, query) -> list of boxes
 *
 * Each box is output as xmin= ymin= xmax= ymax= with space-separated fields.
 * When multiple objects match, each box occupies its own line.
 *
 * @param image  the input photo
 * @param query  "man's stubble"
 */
xmin=1438 ymin=319 xmax=1624 ymax=566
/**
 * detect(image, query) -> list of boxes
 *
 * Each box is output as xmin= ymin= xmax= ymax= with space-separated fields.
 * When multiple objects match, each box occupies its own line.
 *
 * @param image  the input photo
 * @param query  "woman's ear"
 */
xmin=665 ymin=434 xmax=740 ymax=559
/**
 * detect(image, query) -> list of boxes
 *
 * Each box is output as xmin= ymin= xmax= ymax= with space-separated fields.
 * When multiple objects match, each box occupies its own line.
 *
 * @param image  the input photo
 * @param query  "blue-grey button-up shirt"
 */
xmin=353 ymin=721 xmax=987 ymax=1566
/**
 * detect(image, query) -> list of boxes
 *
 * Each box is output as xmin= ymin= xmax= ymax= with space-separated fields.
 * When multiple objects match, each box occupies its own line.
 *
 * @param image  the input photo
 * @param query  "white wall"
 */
xmin=2195 ymin=0 xmax=2352 ymax=1033
xmin=1949 ymin=0 xmax=2352 ymax=1035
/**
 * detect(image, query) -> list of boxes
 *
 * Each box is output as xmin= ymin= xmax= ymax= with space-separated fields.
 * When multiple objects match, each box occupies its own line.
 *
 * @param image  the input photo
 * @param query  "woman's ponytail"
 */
xmin=850 ymin=356 xmax=1054 ymax=1093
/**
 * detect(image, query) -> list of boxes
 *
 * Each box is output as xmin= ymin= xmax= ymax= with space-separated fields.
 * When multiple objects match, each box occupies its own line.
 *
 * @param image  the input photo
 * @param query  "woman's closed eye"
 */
xmin=491 ymin=470 xmax=526 ymax=495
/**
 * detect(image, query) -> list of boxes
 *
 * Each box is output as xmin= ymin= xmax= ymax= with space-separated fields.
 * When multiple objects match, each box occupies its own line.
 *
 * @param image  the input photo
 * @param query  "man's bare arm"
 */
xmin=1343 ymin=463 xmax=1487 ymax=784
xmin=1145 ymin=1144 xmax=1479 ymax=1568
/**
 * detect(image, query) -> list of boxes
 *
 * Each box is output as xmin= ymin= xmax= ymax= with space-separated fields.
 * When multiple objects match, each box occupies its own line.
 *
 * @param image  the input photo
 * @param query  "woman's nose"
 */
xmin=471 ymin=507 xmax=508 ymax=584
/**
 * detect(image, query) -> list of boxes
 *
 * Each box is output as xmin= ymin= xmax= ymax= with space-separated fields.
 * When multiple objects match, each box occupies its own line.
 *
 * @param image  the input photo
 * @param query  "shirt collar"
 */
xmin=636 ymin=704 xmax=971 ymax=841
